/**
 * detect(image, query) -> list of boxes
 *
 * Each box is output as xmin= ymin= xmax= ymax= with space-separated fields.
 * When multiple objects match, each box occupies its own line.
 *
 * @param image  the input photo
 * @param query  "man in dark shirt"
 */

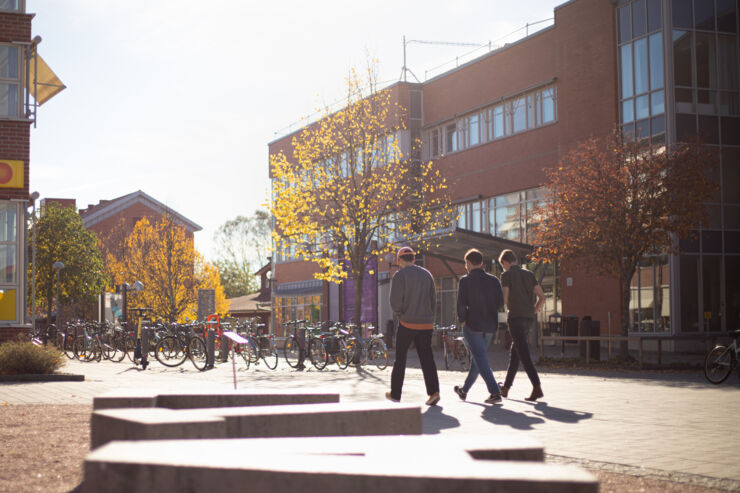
xmin=499 ymin=249 xmax=546 ymax=402
xmin=454 ymin=249 xmax=504 ymax=404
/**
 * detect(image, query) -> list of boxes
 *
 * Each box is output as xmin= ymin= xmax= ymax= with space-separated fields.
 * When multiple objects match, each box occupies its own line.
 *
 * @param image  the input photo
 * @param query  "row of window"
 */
xmin=456 ymin=188 xmax=545 ymax=244
xmin=426 ymin=84 xmax=557 ymax=159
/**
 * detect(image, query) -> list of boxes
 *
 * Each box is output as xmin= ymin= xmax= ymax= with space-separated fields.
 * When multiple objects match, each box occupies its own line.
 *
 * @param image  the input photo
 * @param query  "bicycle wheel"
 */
xmin=284 ymin=337 xmax=301 ymax=368
xmin=188 ymin=336 xmax=208 ymax=371
xmin=100 ymin=333 xmax=115 ymax=360
xmin=124 ymin=334 xmax=137 ymax=362
xmin=335 ymin=339 xmax=350 ymax=369
xmin=155 ymin=336 xmax=187 ymax=368
xmin=443 ymin=340 xmax=452 ymax=370
xmin=454 ymin=340 xmax=471 ymax=371
xmin=239 ymin=342 xmax=251 ymax=370
xmin=110 ymin=334 xmax=127 ymax=363
xmin=368 ymin=339 xmax=388 ymax=370
xmin=63 ymin=334 xmax=76 ymax=360
xmin=246 ymin=336 xmax=261 ymax=363
xmin=704 ymin=345 xmax=734 ymax=384
xmin=262 ymin=338 xmax=279 ymax=370
xmin=309 ymin=337 xmax=327 ymax=370
xmin=73 ymin=336 xmax=91 ymax=361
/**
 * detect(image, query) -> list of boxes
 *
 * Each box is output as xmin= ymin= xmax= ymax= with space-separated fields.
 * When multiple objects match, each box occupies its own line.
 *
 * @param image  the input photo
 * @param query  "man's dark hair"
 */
xmin=399 ymin=253 xmax=415 ymax=263
xmin=464 ymin=248 xmax=484 ymax=265
xmin=498 ymin=249 xmax=517 ymax=264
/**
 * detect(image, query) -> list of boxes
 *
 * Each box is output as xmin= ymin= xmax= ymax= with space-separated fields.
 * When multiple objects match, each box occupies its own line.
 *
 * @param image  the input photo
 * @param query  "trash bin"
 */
xmin=563 ymin=315 xmax=579 ymax=343
xmin=547 ymin=313 xmax=562 ymax=336
xmin=579 ymin=316 xmax=601 ymax=360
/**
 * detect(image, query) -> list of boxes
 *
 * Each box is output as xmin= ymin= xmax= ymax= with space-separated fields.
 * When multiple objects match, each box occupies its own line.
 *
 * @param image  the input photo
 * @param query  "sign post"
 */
xmin=223 ymin=331 xmax=249 ymax=390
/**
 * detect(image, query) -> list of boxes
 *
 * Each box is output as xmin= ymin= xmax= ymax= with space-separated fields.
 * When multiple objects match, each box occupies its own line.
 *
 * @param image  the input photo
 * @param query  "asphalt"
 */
xmin=2 ymin=345 xmax=739 ymax=489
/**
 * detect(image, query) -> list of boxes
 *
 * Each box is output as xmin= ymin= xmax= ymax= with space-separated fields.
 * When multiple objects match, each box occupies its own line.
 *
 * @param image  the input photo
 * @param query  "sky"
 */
xmin=26 ymin=0 xmax=566 ymax=261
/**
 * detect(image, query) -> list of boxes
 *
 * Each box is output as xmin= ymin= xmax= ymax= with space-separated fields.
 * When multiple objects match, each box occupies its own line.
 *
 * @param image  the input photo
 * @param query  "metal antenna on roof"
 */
xmin=400 ymin=36 xmax=483 ymax=83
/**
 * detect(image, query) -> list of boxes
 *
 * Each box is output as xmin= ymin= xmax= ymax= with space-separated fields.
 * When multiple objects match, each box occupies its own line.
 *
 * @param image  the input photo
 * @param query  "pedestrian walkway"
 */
xmin=1 ymin=350 xmax=738 ymax=486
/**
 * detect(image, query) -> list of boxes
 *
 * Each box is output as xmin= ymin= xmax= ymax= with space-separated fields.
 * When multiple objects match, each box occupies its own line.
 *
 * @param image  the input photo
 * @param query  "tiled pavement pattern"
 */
xmin=2 ymin=348 xmax=739 ymax=486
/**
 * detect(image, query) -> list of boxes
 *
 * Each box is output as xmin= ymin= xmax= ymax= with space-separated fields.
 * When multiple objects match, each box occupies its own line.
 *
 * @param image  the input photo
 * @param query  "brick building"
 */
xmin=0 ymin=1 xmax=64 ymax=341
xmin=269 ymin=0 xmax=740 ymax=348
xmin=78 ymin=190 xmax=202 ymax=246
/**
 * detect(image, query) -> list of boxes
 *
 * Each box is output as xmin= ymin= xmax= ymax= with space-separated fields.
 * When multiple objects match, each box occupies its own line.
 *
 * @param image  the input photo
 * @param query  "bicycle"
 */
xmin=247 ymin=322 xmax=279 ymax=370
xmin=128 ymin=307 xmax=153 ymax=369
xmin=283 ymin=320 xmax=327 ymax=370
xmin=703 ymin=330 xmax=740 ymax=384
xmin=437 ymin=325 xmax=471 ymax=371
xmin=154 ymin=323 xmax=208 ymax=371
xmin=316 ymin=322 xmax=350 ymax=370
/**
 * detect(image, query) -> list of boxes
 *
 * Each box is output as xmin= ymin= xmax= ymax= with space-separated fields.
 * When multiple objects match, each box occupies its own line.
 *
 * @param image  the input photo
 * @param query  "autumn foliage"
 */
xmin=104 ymin=214 xmax=228 ymax=322
xmin=269 ymin=62 xmax=453 ymax=324
xmin=532 ymin=129 xmax=716 ymax=351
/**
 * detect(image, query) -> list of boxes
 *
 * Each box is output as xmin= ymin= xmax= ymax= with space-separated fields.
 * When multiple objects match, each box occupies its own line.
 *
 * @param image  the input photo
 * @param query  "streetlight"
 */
xmin=52 ymin=261 xmax=64 ymax=331
xmin=29 ymin=191 xmax=39 ymax=330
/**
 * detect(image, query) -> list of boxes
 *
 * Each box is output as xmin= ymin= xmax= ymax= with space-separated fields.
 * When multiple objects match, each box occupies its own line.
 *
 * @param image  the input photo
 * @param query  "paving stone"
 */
xmin=91 ymin=401 xmax=422 ymax=449
xmin=84 ymin=436 xmax=596 ymax=493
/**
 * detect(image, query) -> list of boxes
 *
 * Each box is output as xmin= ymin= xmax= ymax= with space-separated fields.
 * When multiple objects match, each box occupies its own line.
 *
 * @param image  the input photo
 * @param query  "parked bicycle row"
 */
xmin=29 ymin=313 xmax=470 ymax=374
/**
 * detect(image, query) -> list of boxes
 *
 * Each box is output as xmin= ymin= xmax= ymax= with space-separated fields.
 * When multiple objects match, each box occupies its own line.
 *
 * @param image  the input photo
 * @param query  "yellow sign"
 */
xmin=0 ymin=160 xmax=24 ymax=188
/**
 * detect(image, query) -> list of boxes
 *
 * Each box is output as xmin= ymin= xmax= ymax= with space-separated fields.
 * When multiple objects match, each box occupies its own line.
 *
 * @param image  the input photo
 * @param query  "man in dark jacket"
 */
xmin=387 ymin=246 xmax=440 ymax=405
xmin=454 ymin=248 xmax=504 ymax=404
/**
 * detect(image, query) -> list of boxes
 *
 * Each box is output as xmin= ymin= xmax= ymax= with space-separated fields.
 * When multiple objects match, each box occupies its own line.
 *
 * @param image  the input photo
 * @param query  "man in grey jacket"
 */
xmin=387 ymin=246 xmax=440 ymax=405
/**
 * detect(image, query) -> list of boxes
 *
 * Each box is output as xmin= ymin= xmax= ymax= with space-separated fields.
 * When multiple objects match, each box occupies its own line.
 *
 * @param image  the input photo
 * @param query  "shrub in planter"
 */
xmin=0 ymin=337 xmax=65 ymax=375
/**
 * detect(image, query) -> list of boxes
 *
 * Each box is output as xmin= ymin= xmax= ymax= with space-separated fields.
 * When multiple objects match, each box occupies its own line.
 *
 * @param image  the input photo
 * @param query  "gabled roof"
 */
xmin=79 ymin=190 xmax=202 ymax=233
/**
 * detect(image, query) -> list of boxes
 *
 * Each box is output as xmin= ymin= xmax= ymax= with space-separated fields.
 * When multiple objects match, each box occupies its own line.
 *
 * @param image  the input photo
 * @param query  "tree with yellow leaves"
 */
xmin=269 ymin=61 xmax=453 ymax=325
xmin=105 ymin=213 xmax=228 ymax=322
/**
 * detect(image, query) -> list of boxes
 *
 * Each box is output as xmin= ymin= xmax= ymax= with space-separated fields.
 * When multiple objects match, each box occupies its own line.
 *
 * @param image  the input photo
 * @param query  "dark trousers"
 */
xmin=504 ymin=317 xmax=541 ymax=388
xmin=390 ymin=324 xmax=439 ymax=400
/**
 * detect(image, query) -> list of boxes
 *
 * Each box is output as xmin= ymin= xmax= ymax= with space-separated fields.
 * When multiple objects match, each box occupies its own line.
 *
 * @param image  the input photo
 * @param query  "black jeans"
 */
xmin=390 ymin=324 xmax=439 ymax=400
xmin=504 ymin=317 xmax=541 ymax=388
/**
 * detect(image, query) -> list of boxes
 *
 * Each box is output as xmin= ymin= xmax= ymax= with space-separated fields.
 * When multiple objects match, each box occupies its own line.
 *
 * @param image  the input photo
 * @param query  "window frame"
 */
xmin=0 ymin=44 xmax=23 ymax=119
xmin=0 ymin=201 xmax=23 ymax=324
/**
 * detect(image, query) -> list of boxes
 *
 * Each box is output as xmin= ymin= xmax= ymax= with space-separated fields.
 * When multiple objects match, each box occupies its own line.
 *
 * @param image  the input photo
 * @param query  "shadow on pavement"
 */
xmin=422 ymin=405 xmax=461 ymax=434
xmin=528 ymin=401 xmax=593 ymax=423
xmin=479 ymin=403 xmax=545 ymax=430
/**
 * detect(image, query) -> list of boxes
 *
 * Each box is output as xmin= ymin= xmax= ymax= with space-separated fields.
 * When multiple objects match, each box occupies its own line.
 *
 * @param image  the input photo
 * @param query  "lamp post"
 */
xmin=29 ymin=191 xmax=39 ymax=330
xmin=52 ymin=261 xmax=64 ymax=332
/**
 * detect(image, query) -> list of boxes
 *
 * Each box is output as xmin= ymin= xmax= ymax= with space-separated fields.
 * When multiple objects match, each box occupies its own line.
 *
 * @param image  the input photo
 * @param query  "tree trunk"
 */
xmin=353 ymin=265 xmax=364 ymax=327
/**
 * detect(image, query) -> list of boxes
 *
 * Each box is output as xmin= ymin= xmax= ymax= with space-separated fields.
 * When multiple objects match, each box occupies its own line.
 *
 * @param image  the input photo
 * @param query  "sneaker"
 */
xmin=453 ymin=386 xmax=467 ymax=401
xmin=385 ymin=392 xmax=400 ymax=402
xmin=485 ymin=393 xmax=503 ymax=404
xmin=425 ymin=392 xmax=440 ymax=406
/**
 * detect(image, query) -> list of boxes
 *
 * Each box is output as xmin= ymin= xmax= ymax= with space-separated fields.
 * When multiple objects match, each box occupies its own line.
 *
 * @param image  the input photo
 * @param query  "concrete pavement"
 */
xmin=1 ymin=348 xmax=739 ymax=487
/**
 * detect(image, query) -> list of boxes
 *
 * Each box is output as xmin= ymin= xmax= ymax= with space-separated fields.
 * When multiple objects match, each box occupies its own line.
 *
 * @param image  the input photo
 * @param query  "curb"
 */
xmin=0 ymin=373 xmax=85 ymax=382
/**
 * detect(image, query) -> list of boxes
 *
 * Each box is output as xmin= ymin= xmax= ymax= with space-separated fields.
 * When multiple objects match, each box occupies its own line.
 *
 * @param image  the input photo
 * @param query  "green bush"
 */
xmin=0 ymin=337 xmax=65 ymax=375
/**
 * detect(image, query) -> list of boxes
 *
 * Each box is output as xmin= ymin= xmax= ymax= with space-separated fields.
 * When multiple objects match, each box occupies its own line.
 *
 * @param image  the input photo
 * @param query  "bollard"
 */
xmin=206 ymin=329 xmax=216 ymax=369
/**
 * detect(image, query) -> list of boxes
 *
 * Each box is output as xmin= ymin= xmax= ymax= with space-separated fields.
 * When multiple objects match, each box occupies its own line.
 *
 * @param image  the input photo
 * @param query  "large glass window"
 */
xmin=618 ymin=1 xmax=665 ymax=139
xmin=435 ymin=277 xmax=458 ymax=326
xmin=629 ymin=255 xmax=670 ymax=333
xmin=0 ymin=45 xmax=20 ymax=118
xmin=445 ymin=123 xmax=457 ymax=153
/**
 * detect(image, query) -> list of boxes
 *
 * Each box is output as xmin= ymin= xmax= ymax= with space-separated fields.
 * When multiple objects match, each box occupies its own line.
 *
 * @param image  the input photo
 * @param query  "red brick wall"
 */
xmin=0 ymin=121 xmax=30 ymax=200
xmin=0 ymin=12 xmax=32 ymax=42
xmin=274 ymin=260 xmax=321 ymax=284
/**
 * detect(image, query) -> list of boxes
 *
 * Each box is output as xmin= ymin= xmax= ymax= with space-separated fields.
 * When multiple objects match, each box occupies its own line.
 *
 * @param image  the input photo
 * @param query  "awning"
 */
xmin=29 ymin=52 xmax=66 ymax=106
xmin=420 ymin=227 xmax=533 ymax=265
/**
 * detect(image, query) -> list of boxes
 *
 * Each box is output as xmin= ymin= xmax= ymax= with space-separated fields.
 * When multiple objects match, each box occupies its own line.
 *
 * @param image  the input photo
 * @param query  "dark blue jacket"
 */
xmin=456 ymin=268 xmax=504 ymax=333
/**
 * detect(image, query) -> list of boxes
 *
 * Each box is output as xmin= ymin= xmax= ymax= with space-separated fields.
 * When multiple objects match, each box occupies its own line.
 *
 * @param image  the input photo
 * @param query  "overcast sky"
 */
xmin=26 ymin=0 xmax=566 ymax=260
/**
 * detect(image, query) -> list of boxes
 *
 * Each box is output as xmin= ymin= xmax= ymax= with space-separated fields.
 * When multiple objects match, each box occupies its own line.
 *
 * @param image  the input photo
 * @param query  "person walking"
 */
xmin=454 ymin=248 xmax=505 ymax=404
xmin=499 ymin=249 xmax=546 ymax=401
xmin=387 ymin=246 xmax=441 ymax=405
